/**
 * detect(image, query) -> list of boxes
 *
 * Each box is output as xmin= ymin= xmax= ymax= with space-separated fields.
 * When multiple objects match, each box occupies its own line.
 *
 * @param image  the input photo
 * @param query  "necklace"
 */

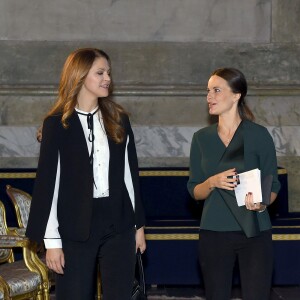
xmin=218 ymin=121 xmax=241 ymax=146
xmin=219 ymin=132 xmax=234 ymax=146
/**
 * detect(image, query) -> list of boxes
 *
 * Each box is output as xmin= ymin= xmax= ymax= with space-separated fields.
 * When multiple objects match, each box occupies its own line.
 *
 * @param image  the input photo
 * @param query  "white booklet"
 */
xmin=234 ymin=168 xmax=262 ymax=207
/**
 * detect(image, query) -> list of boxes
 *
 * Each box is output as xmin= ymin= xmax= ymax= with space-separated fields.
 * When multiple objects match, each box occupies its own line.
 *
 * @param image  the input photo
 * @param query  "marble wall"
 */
xmin=0 ymin=0 xmax=299 ymax=211
xmin=0 ymin=0 xmax=272 ymax=42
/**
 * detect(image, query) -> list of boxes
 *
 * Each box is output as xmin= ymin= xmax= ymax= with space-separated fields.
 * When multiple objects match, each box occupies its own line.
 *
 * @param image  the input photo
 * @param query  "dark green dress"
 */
xmin=187 ymin=120 xmax=281 ymax=237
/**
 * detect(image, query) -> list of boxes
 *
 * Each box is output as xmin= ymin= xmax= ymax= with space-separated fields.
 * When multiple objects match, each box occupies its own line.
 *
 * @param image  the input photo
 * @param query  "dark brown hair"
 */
xmin=211 ymin=68 xmax=254 ymax=121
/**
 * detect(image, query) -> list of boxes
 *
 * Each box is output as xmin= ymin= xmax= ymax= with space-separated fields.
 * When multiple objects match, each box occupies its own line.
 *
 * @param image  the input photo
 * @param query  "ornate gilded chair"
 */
xmin=0 ymin=198 xmax=14 ymax=265
xmin=5 ymin=186 xmax=51 ymax=299
xmin=0 ymin=201 xmax=44 ymax=300
xmin=5 ymin=185 xmax=31 ymax=231
xmin=5 ymin=185 xmax=101 ymax=299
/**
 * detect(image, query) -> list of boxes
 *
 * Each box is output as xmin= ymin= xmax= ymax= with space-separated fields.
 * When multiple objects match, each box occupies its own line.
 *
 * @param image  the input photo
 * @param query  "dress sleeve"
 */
xmin=258 ymin=127 xmax=281 ymax=194
xmin=187 ymin=133 xmax=205 ymax=199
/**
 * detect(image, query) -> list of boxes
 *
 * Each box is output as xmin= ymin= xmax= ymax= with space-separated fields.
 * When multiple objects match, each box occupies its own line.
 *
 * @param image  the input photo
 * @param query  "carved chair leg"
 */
xmin=97 ymin=267 xmax=102 ymax=300
xmin=30 ymin=242 xmax=51 ymax=300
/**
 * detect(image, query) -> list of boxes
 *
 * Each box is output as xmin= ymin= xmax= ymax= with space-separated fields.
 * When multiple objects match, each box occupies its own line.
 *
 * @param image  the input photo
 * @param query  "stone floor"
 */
xmin=49 ymin=284 xmax=300 ymax=299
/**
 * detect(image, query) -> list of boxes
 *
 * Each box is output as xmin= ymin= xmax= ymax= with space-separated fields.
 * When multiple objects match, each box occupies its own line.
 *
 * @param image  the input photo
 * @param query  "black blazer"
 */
xmin=26 ymin=111 xmax=145 ymax=243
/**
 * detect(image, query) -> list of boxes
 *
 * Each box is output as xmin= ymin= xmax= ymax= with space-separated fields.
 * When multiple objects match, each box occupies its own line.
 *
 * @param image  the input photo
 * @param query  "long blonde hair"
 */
xmin=46 ymin=48 xmax=126 ymax=143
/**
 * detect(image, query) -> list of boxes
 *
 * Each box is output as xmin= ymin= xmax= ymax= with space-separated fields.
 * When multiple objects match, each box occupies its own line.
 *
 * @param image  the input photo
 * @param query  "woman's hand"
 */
xmin=46 ymin=248 xmax=65 ymax=274
xmin=194 ymin=168 xmax=238 ymax=200
xmin=245 ymin=192 xmax=266 ymax=212
xmin=135 ymin=227 xmax=146 ymax=254
xmin=209 ymin=168 xmax=238 ymax=191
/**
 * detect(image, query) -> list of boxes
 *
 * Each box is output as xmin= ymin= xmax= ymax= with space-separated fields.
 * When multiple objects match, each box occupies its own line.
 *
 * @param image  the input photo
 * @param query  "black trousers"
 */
xmin=198 ymin=230 xmax=273 ymax=300
xmin=55 ymin=197 xmax=136 ymax=300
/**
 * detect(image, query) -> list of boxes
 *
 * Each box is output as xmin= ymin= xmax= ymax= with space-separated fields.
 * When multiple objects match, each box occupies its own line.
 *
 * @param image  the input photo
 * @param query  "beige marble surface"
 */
xmin=0 ymin=0 xmax=271 ymax=42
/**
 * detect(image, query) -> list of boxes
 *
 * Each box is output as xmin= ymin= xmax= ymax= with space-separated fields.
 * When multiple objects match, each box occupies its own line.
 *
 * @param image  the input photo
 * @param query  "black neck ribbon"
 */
xmin=76 ymin=107 xmax=100 ymax=190
xmin=76 ymin=107 xmax=99 ymax=165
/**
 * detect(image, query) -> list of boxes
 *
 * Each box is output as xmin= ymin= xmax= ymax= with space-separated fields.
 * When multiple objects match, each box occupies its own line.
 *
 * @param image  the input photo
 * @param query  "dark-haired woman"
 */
xmin=26 ymin=48 xmax=146 ymax=300
xmin=187 ymin=68 xmax=280 ymax=300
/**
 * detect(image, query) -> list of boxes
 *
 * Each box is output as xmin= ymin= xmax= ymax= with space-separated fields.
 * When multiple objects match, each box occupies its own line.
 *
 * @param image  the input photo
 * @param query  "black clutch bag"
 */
xmin=131 ymin=249 xmax=147 ymax=300
xmin=261 ymin=174 xmax=273 ymax=205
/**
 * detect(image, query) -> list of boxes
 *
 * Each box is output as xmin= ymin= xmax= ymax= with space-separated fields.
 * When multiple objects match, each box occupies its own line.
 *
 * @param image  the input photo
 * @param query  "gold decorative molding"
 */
xmin=145 ymin=233 xmax=300 ymax=241
xmin=272 ymin=234 xmax=300 ymax=241
xmin=139 ymin=170 xmax=189 ymax=176
xmin=146 ymin=226 xmax=199 ymax=230
xmin=145 ymin=233 xmax=199 ymax=240
xmin=273 ymin=226 xmax=300 ymax=228
xmin=0 ymin=168 xmax=287 ymax=178
xmin=140 ymin=169 xmax=286 ymax=177
xmin=0 ymin=173 xmax=36 ymax=179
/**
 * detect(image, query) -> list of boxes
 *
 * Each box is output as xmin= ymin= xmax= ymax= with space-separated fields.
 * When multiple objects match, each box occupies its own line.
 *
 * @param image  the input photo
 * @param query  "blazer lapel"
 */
xmin=68 ymin=112 xmax=91 ymax=160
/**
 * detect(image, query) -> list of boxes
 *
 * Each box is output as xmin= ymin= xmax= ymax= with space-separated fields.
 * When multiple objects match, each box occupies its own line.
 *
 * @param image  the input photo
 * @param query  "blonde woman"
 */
xmin=26 ymin=48 xmax=146 ymax=300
